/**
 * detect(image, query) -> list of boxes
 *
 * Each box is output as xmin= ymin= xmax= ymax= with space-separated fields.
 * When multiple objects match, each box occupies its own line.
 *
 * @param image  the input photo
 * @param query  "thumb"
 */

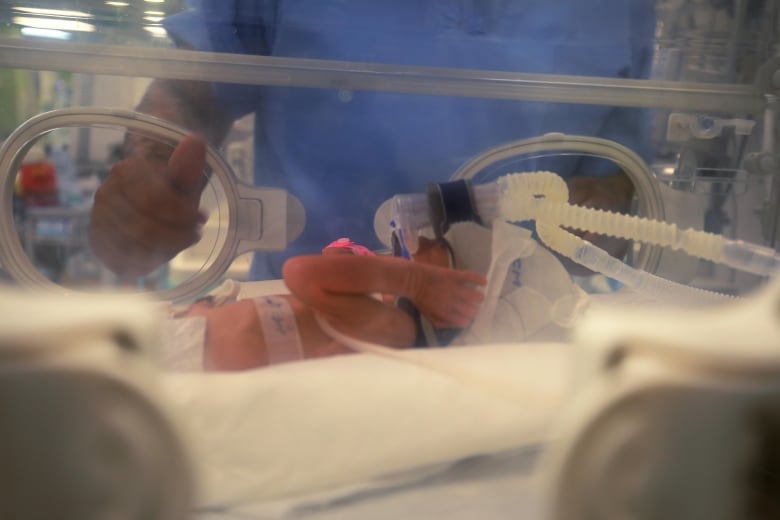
xmin=167 ymin=135 xmax=207 ymax=199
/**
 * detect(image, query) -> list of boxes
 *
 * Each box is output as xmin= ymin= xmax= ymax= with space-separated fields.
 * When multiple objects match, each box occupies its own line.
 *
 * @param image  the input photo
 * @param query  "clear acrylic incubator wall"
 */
xmin=1 ymin=3 xmax=780 ymax=520
xmin=0 ymin=0 xmax=777 ymax=301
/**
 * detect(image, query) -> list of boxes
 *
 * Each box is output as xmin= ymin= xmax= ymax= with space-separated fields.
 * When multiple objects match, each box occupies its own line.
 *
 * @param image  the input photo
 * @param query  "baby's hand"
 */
xmin=412 ymin=265 xmax=487 ymax=329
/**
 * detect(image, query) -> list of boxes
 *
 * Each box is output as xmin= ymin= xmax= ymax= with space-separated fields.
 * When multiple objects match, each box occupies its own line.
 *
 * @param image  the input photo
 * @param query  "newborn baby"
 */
xmin=169 ymin=237 xmax=486 ymax=371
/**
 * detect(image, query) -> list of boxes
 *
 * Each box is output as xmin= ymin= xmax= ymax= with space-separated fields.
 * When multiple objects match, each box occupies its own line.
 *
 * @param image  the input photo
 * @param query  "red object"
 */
xmin=322 ymin=237 xmax=376 ymax=256
xmin=19 ymin=161 xmax=57 ymax=195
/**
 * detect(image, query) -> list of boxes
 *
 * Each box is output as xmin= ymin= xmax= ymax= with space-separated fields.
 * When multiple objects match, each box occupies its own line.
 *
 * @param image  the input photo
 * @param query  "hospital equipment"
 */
xmin=0 ymin=0 xmax=779 ymax=518
xmin=387 ymin=169 xmax=778 ymax=306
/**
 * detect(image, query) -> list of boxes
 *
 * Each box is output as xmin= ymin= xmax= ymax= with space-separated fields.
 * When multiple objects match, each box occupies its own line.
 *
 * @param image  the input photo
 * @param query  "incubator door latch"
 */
xmin=233 ymin=183 xmax=306 ymax=256
xmin=667 ymin=113 xmax=756 ymax=141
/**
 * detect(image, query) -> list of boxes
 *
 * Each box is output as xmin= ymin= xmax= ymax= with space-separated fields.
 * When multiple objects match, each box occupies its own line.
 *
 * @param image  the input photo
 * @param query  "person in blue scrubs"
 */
xmin=89 ymin=0 xmax=655 ymax=280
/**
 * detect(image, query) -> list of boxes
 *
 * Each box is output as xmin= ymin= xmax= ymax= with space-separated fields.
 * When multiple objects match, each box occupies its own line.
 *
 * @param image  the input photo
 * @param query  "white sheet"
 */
xmin=195 ymin=447 xmax=544 ymax=519
xmin=160 ymin=342 xmax=573 ymax=515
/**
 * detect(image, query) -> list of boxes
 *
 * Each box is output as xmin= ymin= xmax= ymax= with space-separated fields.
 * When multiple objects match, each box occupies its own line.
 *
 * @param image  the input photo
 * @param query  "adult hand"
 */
xmin=89 ymin=135 xmax=207 ymax=278
xmin=564 ymin=171 xmax=635 ymax=275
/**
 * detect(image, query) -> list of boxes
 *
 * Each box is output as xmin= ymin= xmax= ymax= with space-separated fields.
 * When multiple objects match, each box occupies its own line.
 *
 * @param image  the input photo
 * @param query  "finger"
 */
xmin=454 ymin=296 xmax=483 ymax=316
xmin=100 ymin=171 xmax=202 ymax=248
xmin=431 ymin=298 xmax=481 ymax=329
xmin=115 ymin=157 xmax=204 ymax=230
xmin=91 ymin=182 xmax=201 ymax=276
xmin=458 ymin=288 xmax=485 ymax=306
xmin=167 ymin=135 xmax=207 ymax=199
xmin=454 ymin=270 xmax=487 ymax=287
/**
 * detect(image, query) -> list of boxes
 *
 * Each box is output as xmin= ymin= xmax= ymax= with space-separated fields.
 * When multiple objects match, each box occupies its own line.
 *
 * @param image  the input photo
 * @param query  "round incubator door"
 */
xmin=449 ymin=133 xmax=667 ymax=278
xmin=0 ymin=108 xmax=304 ymax=302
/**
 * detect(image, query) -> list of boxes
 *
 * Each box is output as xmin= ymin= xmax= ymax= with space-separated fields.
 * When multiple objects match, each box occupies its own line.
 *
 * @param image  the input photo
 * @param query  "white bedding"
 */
xmin=160 ymin=342 xmax=573 ymax=517
xmin=159 ymin=268 xmax=644 ymax=517
xmin=195 ymin=446 xmax=544 ymax=519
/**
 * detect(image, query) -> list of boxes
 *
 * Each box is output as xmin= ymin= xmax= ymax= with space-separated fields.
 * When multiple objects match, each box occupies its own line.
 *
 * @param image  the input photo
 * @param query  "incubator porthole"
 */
xmin=0 ymin=108 xmax=261 ymax=302
xmin=6 ymin=126 xmax=227 ymax=296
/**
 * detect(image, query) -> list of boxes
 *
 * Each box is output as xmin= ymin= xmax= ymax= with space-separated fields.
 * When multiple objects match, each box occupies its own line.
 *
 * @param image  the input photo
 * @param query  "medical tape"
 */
xmin=252 ymin=295 xmax=304 ymax=364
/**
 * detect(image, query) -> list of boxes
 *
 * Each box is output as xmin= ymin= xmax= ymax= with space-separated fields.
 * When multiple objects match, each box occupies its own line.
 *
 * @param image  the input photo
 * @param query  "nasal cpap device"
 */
xmin=388 ymin=172 xmax=778 ymax=303
xmin=380 ymin=134 xmax=779 ymax=306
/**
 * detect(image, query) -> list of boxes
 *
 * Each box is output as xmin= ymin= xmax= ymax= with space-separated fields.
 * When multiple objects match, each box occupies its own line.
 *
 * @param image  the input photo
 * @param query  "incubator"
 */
xmin=0 ymin=0 xmax=779 ymax=518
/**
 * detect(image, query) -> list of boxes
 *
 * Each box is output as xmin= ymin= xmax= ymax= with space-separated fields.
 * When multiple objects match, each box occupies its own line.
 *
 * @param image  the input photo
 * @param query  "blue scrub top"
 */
xmin=165 ymin=0 xmax=656 ymax=279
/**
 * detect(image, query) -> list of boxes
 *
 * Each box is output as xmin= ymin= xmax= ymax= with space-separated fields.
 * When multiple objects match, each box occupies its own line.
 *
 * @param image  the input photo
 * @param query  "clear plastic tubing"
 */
xmin=536 ymin=220 xmax=733 ymax=305
xmin=495 ymin=172 xmax=779 ymax=278
xmin=394 ymin=172 xmax=780 ymax=288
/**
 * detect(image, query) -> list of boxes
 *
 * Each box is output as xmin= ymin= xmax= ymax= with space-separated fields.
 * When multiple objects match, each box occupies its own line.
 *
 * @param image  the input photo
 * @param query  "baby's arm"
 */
xmin=283 ymin=255 xmax=486 ymax=336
